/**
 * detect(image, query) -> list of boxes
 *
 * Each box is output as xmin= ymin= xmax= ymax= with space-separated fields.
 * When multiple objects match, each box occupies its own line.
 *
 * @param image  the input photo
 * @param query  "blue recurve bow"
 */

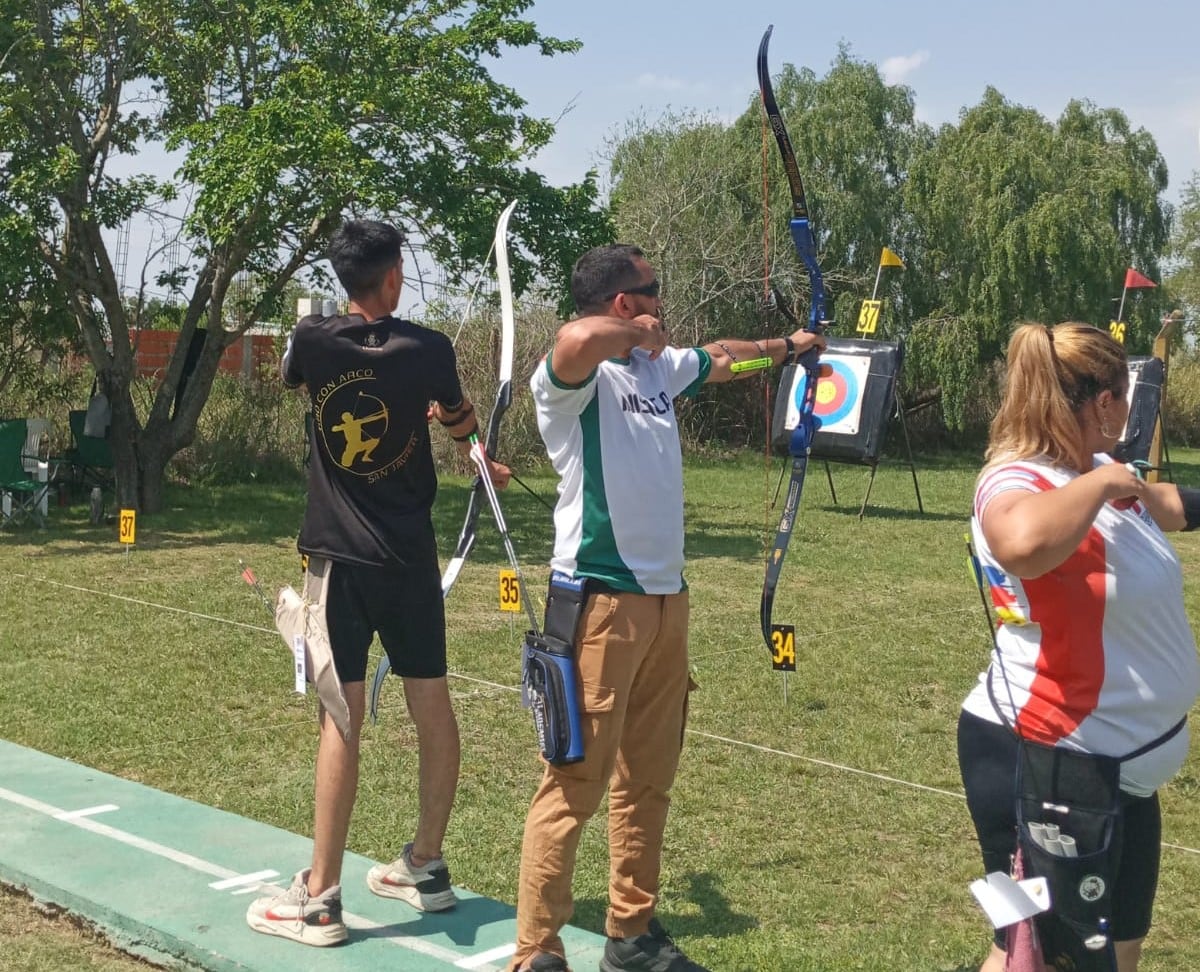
xmin=370 ymin=199 xmax=522 ymax=723
xmin=757 ymin=25 xmax=831 ymax=655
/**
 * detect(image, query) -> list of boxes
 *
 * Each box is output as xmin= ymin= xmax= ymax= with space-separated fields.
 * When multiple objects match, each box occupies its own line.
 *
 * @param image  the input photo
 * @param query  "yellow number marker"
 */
xmin=857 ymin=299 xmax=882 ymax=335
xmin=770 ymin=623 xmax=796 ymax=671
xmin=498 ymin=568 xmax=521 ymax=613
xmin=118 ymin=508 xmax=136 ymax=546
xmin=1108 ymin=320 xmax=1126 ymax=344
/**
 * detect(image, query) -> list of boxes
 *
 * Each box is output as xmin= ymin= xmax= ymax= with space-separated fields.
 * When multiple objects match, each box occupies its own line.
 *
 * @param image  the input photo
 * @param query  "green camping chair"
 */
xmin=66 ymin=409 xmax=115 ymax=492
xmin=0 ymin=419 xmax=48 ymax=527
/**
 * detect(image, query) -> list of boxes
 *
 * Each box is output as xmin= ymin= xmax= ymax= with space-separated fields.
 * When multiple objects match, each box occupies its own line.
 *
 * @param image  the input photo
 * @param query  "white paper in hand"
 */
xmin=969 ymin=871 xmax=1051 ymax=929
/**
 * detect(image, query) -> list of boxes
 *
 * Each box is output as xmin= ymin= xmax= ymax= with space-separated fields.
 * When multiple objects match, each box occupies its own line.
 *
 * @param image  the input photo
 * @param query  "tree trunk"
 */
xmin=107 ymin=379 xmax=182 ymax=515
xmin=136 ymin=451 xmax=170 ymax=513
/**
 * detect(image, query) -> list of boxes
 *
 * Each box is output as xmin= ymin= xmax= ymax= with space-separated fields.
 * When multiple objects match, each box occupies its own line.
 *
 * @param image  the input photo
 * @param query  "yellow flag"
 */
xmin=879 ymin=246 xmax=905 ymax=269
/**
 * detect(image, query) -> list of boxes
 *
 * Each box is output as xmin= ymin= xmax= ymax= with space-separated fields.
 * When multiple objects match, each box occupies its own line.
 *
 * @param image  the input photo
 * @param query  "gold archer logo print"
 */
xmin=333 ymin=399 xmax=387 ymax=466
xmin=315 ymin=372 xmax=417 ymax=481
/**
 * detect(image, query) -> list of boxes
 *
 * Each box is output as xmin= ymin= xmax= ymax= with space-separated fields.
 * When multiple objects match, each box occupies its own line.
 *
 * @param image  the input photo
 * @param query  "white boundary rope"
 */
xmin=11 ymin=572 xmax=1200 ymax=858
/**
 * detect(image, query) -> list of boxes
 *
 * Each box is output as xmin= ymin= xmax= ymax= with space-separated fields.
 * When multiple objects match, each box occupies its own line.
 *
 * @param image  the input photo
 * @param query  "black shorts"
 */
xmin=324 ymin=542 xmax=447 ymax=682
xmin=957 ymin=709 xmax=1161 ymax=946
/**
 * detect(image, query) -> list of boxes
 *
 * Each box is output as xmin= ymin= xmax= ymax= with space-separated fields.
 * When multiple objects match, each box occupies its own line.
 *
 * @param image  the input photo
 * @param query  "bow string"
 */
xmin=371 ymin=200 xmax=526 ymax=722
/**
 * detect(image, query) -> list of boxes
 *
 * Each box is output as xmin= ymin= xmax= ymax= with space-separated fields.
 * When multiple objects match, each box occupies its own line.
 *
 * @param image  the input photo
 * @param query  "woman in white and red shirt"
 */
xmin=958 ymin=322 xmax=1200 ymax=972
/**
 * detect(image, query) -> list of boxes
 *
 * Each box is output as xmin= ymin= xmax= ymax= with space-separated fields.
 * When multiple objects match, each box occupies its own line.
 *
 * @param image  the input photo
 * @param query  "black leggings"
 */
xmin=956 ymin=709 xmax=1161 ymax=946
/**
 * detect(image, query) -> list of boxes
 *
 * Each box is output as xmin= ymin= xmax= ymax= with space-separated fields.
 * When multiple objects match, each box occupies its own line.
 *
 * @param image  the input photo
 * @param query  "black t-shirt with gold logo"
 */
xmin=282 ymin=314 xmax=463 ymax=567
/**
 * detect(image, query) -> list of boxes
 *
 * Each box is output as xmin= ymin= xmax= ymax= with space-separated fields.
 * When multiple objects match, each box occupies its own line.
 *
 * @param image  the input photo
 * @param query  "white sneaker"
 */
xmin=245 ymin=868 xmax=347 ymax=946
xmin=366 ymin=842 xmax=457 ymax=911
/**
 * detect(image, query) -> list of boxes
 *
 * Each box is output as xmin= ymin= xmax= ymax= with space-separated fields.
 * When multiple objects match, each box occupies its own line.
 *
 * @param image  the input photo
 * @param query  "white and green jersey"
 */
xmin=531 ymin=345 xmax=711 ymax=594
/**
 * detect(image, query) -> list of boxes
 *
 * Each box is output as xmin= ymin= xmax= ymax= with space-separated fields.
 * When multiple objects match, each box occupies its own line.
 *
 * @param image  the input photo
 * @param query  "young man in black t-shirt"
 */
xmin=247 ymin=220 xmax=510 ymax=946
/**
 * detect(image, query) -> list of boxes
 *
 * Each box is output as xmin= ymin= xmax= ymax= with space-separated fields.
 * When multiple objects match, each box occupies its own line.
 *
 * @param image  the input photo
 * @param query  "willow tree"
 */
xmin=894 ymin=89 xmax=1172 ymax=429
xmin=1167 ymin=172 xmax=1200 ymax=333
xmin=611 ymin=47 xmax=925 ymax=343
xmin=0 ymin=0 xmax=610 ymax=512
xmin=905 ymin=89 xmax=1170 ymax=346
xmin=607 ymin=46 xmax=926 ymax=444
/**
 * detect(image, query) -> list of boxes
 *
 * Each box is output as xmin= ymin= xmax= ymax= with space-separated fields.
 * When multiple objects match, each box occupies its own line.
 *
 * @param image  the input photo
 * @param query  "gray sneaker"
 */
xmin=245 ymin=868 xmax=347 ymax=946
xmin=366 ymin=841 xmax=457 ymax=911
xmin=599 ymin=919 xmax=709 ymax=972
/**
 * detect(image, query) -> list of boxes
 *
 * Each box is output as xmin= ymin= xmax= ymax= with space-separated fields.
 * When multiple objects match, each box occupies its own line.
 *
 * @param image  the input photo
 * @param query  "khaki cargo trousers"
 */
xmin=510 ymin=589 xmax=691 ymax=969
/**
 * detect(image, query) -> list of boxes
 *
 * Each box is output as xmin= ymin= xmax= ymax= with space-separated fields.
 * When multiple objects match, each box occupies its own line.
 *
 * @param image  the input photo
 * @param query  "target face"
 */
xmin=785 ymin=353 xmax=870 ymax=436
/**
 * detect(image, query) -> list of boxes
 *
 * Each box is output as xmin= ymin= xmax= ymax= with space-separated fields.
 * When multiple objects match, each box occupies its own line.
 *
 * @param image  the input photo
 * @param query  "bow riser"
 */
xmin=758 ymin=24 xmax=830 ymax=654
xmin=484 ymin=380 xmax=513 ymax=459
xmin=786 ymin=218 xmax=828 ymax=332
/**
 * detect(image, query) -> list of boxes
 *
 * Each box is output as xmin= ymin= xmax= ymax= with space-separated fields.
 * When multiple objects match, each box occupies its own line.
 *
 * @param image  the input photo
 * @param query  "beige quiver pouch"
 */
xmin=275 ymin=555 xmax=352 ymax=740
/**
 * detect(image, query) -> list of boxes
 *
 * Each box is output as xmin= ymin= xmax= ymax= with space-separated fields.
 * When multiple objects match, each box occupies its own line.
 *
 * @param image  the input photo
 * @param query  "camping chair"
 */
xmin=66 ymin=409 xmax=115 ymax=492
xmin=21 ymin=418 xmax=52 ymax=476
xmin=0 ymin=419 xmax=48 ymax=527
xmin=21 ymin=417 xmax=53 ymax=519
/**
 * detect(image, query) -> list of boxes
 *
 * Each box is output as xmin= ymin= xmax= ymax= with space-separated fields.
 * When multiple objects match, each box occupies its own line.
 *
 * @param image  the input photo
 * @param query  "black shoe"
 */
xmin=521 ymin=954 xmax=569 ymax=972
xmin=599 ymin=919 xmax=710 ymax=972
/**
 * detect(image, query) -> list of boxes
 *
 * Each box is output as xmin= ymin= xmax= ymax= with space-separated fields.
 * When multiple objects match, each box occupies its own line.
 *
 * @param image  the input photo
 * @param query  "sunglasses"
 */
xmin=605 ymin=278 xmax=660 ymax=301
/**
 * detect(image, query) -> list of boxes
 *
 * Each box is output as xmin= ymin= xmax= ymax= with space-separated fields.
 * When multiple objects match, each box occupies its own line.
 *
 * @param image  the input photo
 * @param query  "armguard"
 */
xmin=1179 ymin=486 xmax=1200 ymax=531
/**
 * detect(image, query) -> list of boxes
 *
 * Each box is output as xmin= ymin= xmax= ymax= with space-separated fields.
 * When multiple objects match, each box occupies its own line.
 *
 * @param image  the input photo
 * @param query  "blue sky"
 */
xmin=491 ymin=0 xmax=1200 ymax=200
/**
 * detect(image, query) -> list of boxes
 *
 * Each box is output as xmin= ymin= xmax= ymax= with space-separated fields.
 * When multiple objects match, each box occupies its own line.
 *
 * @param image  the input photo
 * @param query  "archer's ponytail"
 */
xmin=985 ymin=322 xmax=1127 ymax=470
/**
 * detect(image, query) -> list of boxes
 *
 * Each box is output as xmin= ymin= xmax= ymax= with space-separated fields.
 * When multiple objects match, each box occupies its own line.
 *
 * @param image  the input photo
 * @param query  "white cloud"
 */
xmin=881 ymin=51 xmax=930 ymax=86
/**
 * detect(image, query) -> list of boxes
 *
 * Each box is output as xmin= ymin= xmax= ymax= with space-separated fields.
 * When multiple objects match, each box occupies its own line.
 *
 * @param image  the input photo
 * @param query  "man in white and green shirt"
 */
xmin=509 ymin=244 xmax=825 ymax=972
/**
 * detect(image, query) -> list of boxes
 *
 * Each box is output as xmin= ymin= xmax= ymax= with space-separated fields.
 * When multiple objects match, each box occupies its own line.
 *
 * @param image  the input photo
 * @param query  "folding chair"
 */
xmin=66 ymin=409 xmax=115 ymax=491
xmin=21 ymin=417 xmax=52 ymax=476
xmin=0 ymin=419 xmax=48 ymax=527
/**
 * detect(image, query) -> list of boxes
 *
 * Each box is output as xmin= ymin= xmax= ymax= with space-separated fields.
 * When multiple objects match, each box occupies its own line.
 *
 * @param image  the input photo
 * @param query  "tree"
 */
xmin=607 ymin=47 xmax=926 ymax=443
xmin=905 ymin=89 xmax=1170 ymax=347
xmin=0 ymin=0 xmax=611 ymax=512
xmin=608 ymin=111 xmax=761 ymax=352
xmin=1167 ymin=171 xmax=1200 ymax=334
xmin=0 ymin=155 xmax=75 ymax=403
xmin=898 ymin=90 xmax=1172 ymax=427
xmin=738 ymin=45 xmax=926 ymax=322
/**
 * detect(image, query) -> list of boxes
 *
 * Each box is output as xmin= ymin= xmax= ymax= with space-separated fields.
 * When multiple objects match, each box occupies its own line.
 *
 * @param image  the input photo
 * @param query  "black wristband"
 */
xmin=1179 ymin=486 xmax=1200 ymax=531
xmin=450 ymin=421 xmax=479 ymax=443
xmin=437 ymin=403 xmax=474 ymax=427
xmin=783 ymin=336 xmax=795 ymax=365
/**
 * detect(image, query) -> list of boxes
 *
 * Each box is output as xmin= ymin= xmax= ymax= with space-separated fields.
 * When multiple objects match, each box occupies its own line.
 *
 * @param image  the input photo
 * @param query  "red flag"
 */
xmin=1124 ymin=267 xmax=1156 ymax=289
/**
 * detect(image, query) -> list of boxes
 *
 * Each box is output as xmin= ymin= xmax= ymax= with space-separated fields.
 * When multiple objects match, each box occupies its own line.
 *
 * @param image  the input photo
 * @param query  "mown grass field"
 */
xmin=3 ymin=449 xmax=1200 ymax=971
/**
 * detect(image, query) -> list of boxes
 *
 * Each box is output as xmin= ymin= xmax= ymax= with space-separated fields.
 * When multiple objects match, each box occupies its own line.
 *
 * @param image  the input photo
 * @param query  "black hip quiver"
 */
xmin=521 ymin=571 xmax=588 ymax=765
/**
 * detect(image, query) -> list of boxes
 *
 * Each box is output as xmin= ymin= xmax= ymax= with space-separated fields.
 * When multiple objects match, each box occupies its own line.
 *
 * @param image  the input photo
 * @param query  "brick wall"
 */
xmin=129 ymin=329 xmax=279 ymax=381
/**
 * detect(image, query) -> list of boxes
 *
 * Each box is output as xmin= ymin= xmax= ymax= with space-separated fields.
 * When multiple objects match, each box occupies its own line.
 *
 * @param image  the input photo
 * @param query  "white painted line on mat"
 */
xmin=209 ymin=869 xmax=278 ymax=890
xmin=54 ymin=804 xmax=119 ymax=819
xmin=0 ymin=785 xmax=504 ymax=970
xmin=1 ymin=786 xmax=232 ymax=877
xmin=340 ymin=913 xmax=502 ymax=968
xmin=457 ymin=942 xmax=518 ymax=968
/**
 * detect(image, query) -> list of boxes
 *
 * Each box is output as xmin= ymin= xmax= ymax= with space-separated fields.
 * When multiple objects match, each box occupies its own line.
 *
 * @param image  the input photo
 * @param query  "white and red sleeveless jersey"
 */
xmin=962 ymin=455 xmax=1200 ymax=796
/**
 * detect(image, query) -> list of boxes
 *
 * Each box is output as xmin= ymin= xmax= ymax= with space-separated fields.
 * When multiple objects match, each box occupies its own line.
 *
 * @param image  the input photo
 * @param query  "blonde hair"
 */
xmin=984 ymin=322 xmax=1128 ymax=471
